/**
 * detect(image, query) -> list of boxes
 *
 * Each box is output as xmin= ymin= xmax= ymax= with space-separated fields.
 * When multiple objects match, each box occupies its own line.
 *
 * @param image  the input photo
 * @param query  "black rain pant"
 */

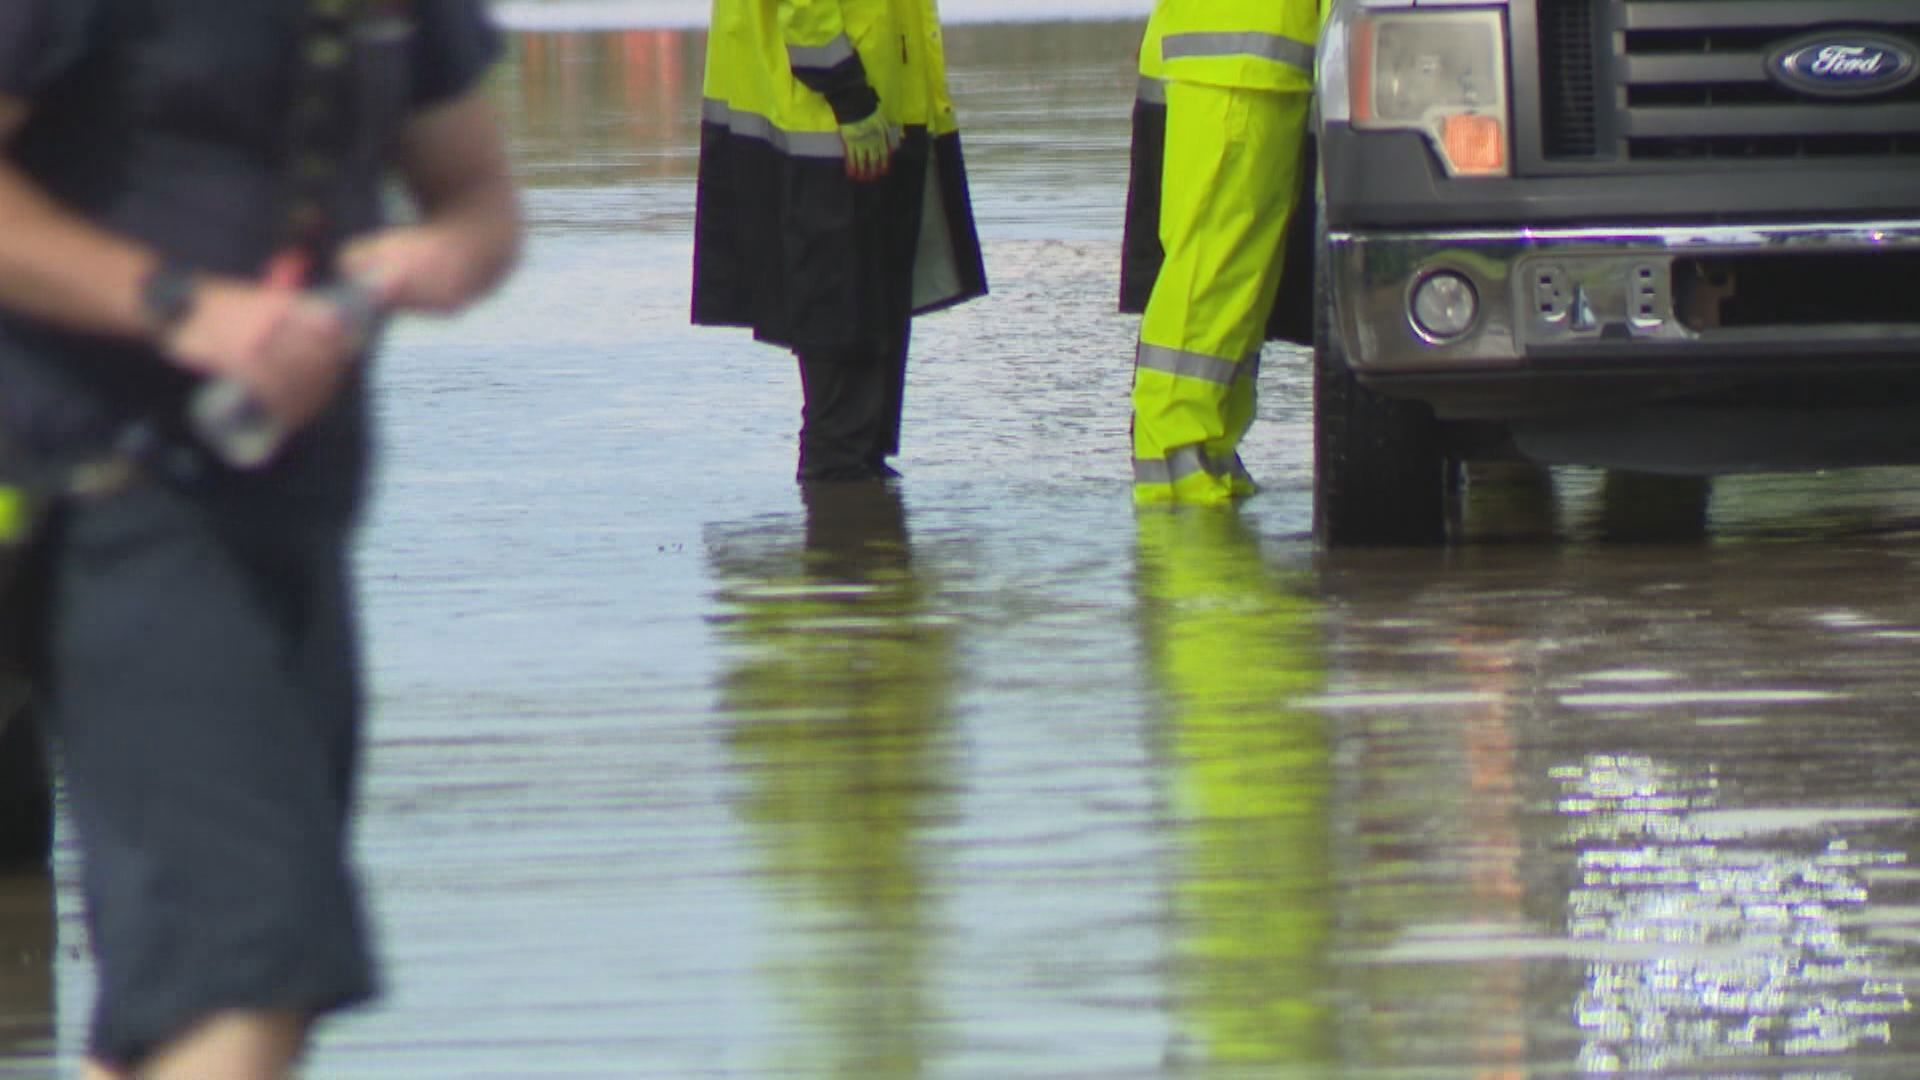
xmin=795 ymin=323 xmax=910 ymax=482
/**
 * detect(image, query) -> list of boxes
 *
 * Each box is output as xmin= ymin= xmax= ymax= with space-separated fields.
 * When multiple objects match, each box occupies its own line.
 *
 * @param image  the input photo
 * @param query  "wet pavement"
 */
xmin=9 ymin=14 xmax=1920 ymax=1079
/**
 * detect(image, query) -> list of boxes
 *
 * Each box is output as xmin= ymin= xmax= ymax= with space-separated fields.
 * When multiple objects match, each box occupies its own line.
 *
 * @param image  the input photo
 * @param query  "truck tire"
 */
xmin=1312 ymin=236 xmax=1448 ymax=546
xmin=0 ymin=702 xmax=51 ymax=869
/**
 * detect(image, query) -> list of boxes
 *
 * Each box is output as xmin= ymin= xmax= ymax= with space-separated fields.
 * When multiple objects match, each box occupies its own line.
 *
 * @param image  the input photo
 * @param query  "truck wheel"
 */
xmin=1312 ymin=242 xmax=1448 ymax=546
xmin=0 ymin=702 xmax=52 ymax=870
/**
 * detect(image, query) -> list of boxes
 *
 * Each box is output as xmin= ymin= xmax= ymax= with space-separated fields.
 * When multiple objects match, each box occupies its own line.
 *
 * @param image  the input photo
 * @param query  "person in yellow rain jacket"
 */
xmin=1123 ymin=0 xmax=1323 ymax=506
xmin=1133 ymin=509 xmax=1334 ymax=1068
xmin=693 ymin=0 xmax=989 ymax=482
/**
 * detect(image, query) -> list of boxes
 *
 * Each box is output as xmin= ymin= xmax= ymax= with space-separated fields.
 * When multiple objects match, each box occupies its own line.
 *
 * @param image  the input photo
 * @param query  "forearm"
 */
xmin=0 ymin=161 xmax=160 ymax=342
xmin=414 ymin=174 xmax=520 ymax=309
xmin=0 ymin=160 xmax=358 ymax=427
xmin=371 ymin=93 xmax=522 ymax=313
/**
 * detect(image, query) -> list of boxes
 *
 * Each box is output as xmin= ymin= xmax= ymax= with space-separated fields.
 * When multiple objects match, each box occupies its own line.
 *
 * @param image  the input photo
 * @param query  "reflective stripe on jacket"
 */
xmin=693 ymin=0 xmax=987 ymax=349
xmin=1152 ymin=0 xmax=1320 ymax=93
xmin=702 ymin=0 xmax=958 ymax=143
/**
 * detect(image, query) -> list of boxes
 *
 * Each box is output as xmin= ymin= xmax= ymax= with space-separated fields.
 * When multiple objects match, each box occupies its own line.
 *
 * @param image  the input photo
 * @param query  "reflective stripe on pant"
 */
xmin=1131 ymin=81 xmax=1309 ymax=506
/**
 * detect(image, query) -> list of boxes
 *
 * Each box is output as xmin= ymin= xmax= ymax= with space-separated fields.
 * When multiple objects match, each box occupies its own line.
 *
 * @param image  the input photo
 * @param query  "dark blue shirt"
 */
xmin=0 ymin=0 xmax=500 ymax=502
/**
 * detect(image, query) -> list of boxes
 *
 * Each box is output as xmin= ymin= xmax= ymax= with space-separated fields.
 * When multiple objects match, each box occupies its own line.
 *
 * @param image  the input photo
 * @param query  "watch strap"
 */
xmin=140 ymin=261 xmax=199 ymax=334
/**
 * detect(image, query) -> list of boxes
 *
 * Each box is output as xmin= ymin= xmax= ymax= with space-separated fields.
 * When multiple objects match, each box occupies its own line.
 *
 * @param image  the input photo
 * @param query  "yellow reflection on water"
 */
xmin=1133 ymin=508 xmax=1334 ymax=1073
xmin=707 ymin=484 xmax=957 ymax=1078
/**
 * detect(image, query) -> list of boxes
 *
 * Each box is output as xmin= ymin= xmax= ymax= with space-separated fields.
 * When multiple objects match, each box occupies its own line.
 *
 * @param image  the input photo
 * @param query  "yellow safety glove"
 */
xmin=838 ymin=110 xmax=899 ymax=182
xmin=0 ymin=485 xmax=27 ymax=547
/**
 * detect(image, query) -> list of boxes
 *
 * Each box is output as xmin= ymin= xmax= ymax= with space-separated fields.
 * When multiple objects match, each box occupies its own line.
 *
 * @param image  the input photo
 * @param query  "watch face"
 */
xmin=142 ymin=264 xmax=198 ymax=329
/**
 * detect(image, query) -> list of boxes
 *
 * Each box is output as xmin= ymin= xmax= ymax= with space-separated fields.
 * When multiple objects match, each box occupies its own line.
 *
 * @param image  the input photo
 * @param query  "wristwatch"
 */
xmin=140 ymin=261 xmax=200 ymax=336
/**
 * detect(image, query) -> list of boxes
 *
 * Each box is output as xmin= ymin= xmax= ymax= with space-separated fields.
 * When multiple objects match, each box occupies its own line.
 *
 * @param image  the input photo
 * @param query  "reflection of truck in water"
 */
xmin=1315 ymin=542 xmax=1920 ymax=1069
xmin=1303 ymin=0 xmax=1920 ymax=544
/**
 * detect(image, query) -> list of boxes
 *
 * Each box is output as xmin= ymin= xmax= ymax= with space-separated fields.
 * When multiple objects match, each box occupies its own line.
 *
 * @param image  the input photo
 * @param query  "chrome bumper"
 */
xmin=1330 ymin=220 xmax=1920 ymax=374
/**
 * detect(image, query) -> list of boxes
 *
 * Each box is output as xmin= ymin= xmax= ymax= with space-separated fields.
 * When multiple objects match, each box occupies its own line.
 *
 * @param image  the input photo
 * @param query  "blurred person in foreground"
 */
xmin=0 ymin=2 xmax=521 ymax=1077
xmin=692 ymin=0 xmax=989 ymax=483
xmin=1121 ymin=0 xmax=1322 ymax=506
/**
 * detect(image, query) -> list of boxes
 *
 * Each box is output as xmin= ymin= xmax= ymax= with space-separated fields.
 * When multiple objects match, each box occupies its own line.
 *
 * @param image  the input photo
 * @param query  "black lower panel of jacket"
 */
xmin=694 ymin=124 xmax=930 ymax=352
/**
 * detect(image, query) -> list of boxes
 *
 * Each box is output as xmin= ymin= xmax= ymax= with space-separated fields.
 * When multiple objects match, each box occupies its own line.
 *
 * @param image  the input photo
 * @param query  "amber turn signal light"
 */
xmin=1440 ymin=113 xmax=1506 ymax=175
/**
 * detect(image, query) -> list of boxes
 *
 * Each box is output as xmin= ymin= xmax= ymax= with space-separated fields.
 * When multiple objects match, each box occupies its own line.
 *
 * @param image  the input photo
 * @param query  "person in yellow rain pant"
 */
xmin=693 ymin=0 xmax=988 ymax=482
xmin=1124 ymin=0 xmax=1322 ymax=506
xmin=1134 ymin=509 xmax=1334 ymax=1067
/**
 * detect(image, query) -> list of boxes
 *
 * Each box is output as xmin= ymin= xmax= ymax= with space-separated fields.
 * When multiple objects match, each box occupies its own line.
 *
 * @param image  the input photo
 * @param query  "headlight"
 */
xmin=1334 ymin=7 xmax=1510 ymax=178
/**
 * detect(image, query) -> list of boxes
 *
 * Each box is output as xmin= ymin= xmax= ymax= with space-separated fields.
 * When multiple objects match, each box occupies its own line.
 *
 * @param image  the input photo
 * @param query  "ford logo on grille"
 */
xmin=1769 ymin=33 xmax=1919 ymax=98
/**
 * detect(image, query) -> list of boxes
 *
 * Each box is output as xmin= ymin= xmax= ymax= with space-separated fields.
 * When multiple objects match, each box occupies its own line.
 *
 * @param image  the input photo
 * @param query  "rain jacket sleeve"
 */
xmin=779 ymin=0 xmax=879 ymax=122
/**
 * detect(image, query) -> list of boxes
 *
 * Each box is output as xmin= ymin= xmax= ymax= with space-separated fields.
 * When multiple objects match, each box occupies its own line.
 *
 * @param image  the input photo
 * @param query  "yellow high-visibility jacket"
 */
xmin=694 ymin=0 xmax=988 ymax=349
xmin=1152 ymin=0 xmax=1320 ymax=93
xmin=703 ymin=0 xmax=958 ymax=142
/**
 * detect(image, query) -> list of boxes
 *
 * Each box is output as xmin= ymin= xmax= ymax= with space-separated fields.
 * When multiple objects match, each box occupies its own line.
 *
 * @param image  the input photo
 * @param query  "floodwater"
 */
xmin=8 ymin=16 xmax=1920 ymax=1079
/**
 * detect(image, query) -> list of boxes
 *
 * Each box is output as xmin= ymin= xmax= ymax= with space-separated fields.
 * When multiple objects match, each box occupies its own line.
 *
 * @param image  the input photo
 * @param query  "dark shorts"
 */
xmin=31 ymin=476 xmax=378 ymax=1066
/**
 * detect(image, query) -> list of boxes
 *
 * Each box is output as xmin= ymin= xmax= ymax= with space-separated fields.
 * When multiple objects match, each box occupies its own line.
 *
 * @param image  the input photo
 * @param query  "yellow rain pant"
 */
xmin=1132 ymin=81 xmax=1309 ymax=506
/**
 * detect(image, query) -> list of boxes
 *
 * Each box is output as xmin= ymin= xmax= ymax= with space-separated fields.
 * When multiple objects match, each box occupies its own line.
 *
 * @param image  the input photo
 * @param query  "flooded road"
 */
xmin=9 ymin=16 xmax=1920 ymax=1079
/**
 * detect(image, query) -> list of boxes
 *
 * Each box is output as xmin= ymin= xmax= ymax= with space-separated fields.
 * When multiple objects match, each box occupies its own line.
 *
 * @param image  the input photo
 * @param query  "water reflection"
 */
xmin=1445 ymin=627 xmax=1535 ymax=1076
xmin=1319 ymin=577 xmax=1538 ymax=1076
xmin=1321 ymin=542 xmax=1920 ymax=1075
xmin=705 ymin=485 xmax=958 ymax=1077
xmin=1557 ymin=753 xmax=1912 ymax=1073
xmin=0 ymin=872 xmax=51 ymax=1076
xmin=1132 ymin=510 xmax=1333 ymax=1075
xmin=503 ymin=30 xmax=704 ymax=188
xmin=1456 ymin=464 xmax=1712 ymax=546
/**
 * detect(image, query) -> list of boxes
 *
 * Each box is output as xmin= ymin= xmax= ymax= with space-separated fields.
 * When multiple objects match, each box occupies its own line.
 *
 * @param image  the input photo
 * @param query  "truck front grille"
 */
xmin=1540 ymin=0 xmax=1602 ymax=158
xmin=1542 ymin=0 xmax=1920 ymax=163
